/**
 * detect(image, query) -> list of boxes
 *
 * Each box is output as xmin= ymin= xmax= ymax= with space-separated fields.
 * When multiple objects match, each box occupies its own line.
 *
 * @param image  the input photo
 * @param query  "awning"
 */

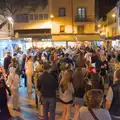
xmin=105 ymin=35 xmax=120 ymax=40
xmin=14 ymin=29 xmax=51 ymax=38
xmin=52 ymin=34 xmax=75 ymax=41
xmin=77 ymin=34 xmax=102 ymax=41
xmin=52 ymin=34 xmax=102 ymax=41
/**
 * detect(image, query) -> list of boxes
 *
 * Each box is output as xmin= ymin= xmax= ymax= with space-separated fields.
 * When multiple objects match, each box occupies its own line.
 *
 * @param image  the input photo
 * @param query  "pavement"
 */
xmin=8 ymin=84 xmax=74 ymax=120
xmin=8 ymin=72 xmax=111 ymax=120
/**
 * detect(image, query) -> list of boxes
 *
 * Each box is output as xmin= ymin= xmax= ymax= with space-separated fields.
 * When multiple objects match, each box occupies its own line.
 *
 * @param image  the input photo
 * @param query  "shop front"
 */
xmin=0 ymin=39 xmax=26 ymax=65
xmin=51 ymin=34 xmax=102 ymax=48
xmin=105 ymin=36 xmax=120 ymax=49
xmin=112 ymin=39 xmax=120 ymax=49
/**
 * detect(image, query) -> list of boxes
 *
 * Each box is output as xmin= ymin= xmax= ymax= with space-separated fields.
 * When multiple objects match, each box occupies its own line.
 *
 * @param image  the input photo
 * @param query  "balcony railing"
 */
xmin=75 ymin=15 xmax=95 ymax=22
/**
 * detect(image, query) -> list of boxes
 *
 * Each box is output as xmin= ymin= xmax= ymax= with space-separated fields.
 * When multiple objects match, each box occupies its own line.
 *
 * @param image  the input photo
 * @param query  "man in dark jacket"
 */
xmin=106 ymin=69 xmax=120 ymax=119
xmin=4 ymin=52 xmax=12 ymax=75
xmin=37 ymin=62 xmax=58 ymax=120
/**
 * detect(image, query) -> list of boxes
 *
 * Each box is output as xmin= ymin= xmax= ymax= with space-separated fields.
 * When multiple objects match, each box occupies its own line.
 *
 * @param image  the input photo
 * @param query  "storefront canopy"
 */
xmin=14 ymin=29 xmax=51 ymax=38
xmin=77 ymin=34 xmax=102 ymax=41
xmin=52 ymin=34 xmax=102 ymax=41
xmin=52 ymin=34 xmax=75 ymax=41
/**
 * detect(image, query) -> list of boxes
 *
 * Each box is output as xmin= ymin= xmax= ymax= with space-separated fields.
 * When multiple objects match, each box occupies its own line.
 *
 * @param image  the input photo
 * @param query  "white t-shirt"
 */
xmin=59 ymin=82 xmax=74 ymax=102
xmin=34 ymin=61 xmax=39 ymax=72
xmin=84 ymin=52 xmax=92 ymax=62
xmin=77 ymin=107 xmax=111 ymax=120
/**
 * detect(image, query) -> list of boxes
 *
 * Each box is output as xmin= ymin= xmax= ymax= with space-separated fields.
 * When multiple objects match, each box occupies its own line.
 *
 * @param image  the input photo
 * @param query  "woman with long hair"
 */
xmin=72 ymin=67 xmax=85 ymax=120
xmin=59 ymin=69 xmax=74 ymax=120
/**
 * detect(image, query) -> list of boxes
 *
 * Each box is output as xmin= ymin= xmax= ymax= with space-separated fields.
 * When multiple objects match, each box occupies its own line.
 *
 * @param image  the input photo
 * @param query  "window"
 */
xmin=112 ymin=27 xmax=116 ymax=36
xmin=39 ymin=14 xmax=43 ymax=20
xmin=59 ymin=8 xmax=66 ymax=16
xmin=34 ymin=14 xmax=39 ymax=20
xmin=60 ymin=25 xmax=65 ymax=32
xmin=77 ymin=8 xmax=86 ymax=18
xmin=77 ymin=25 xmax=84 ymax=33
xmin=15 ymin=14 xmax=28 ymax=22
xmin=30 ymin=14 xmax=34 ymax=20
xmin=24 ymin=15 xmax=28 ymax=22
xmin=44 ymin=14 xmax=48 ymax=20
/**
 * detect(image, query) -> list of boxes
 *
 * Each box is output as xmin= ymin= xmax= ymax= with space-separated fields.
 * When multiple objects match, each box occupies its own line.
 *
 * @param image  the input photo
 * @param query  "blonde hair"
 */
xmin=84 ymin=89 xmax=104 ymax=108
xmin=72 ymin=68 xmax=85 ymax=90
xmin=114 ymin=69 xmax=120 ymax=80
xmin=60 ymin=70 xmax=73 ymax=91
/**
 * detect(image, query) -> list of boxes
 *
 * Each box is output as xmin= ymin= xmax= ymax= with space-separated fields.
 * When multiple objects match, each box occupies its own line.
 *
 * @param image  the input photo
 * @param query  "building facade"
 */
xmin=97 ymin=0 xmax=120 ymax=48
xmin=14 ymin=0 xmax=101 ymax=47
xmin=95 ymin=0 xmax=119 ymax=19
xmin=0 ymin=15 xmax=10 ymax=39
xmin=0 ymin=15 xmax=15 ymax=65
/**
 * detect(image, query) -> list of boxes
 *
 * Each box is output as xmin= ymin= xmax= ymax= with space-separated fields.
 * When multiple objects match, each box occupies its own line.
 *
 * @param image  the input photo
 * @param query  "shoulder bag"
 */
xmin=88 ymin=108 xmax=99 ymax=120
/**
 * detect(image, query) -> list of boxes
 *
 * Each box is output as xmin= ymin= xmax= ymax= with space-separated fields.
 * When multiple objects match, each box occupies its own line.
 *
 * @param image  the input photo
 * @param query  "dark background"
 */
xmin=95 ymin=0 xmax=119 ymax=19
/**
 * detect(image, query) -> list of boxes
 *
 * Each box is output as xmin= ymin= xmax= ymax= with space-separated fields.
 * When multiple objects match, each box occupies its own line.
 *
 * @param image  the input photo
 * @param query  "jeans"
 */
xmin=43 ymin=97 xmax=56 ymax=120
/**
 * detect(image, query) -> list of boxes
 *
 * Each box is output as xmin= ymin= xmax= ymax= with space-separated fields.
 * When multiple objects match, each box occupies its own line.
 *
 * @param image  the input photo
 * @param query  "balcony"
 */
xmin=75 ymin=15 xmax=95 ymax=22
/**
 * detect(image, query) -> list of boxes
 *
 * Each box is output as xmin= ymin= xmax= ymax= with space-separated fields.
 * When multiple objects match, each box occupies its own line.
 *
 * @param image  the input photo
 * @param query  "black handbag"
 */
xmin=88 ymin=108 xmax=99 ymax=120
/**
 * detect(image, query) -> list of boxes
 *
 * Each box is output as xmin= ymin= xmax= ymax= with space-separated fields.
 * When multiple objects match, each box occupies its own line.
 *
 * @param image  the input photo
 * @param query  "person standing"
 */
xmin=106 ymin=69 xmax=120 ymax=119
xmin=77 ymin=89 xmax=111 ymax=120
xmin=25 ymin=56 xmax=33 ymax=93
xmin=34 ymin=59 xmax=44 ymax=108
xmin=59 ymin=70 xmax=74 ymax=120
xmin=0 ymin=68 xmax=12 ymax=120
xmin=37 ymin=62 xmax=58 ymax=120
xmin=4 ymin=52 xmax=12 ymax=75
xmin=21 ymin=54 xmax=27 ymax=87
xmin=8 ymin=69 xmax=20 ymax=111
xmin=72 ymin=67 xmax=85 ymax=120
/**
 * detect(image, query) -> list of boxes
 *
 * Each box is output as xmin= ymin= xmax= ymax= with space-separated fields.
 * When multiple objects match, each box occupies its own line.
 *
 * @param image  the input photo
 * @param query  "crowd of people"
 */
xmin=0 ymin=46 xmax=120 ymax=120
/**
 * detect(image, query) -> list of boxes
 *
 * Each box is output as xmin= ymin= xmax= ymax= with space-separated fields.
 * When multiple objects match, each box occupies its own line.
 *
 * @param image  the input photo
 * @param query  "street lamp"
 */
xmin=50 ymin=15 xmax=54 ymax=46
xmin=112 ymin=14 xmax=116 ymax=18
xmin=7 ymin=17 xmax=14 ymax=38
xmin=50 ymin=15 xmax=54 ymax=32
xmin=98 ymin=24 xmax=101 ymax=28
xmin=50 ymin=15 xmax=54 ymax=19
xmin=7 ymin=16 xmax=14 ymax=23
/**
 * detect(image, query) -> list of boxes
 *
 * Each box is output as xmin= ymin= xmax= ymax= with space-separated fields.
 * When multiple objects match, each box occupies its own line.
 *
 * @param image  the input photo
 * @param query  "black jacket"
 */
xmin=37 ymin=72 xmax=58 ymax=98
xmin=109 ymin=81 xmax=120 ymax=116
xmin=4 ymin=56 xmax=11 ymax=70
xmin=0 ymin=79 xmax=11 ymax=108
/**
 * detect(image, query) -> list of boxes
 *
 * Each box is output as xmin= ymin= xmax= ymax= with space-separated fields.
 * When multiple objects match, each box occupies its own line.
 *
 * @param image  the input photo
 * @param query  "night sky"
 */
xmin=96 ymin=0 xmax=119 ymax=19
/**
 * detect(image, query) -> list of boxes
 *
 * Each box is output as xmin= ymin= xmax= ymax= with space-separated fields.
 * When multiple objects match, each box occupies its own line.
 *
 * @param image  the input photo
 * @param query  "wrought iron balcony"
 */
xmin=75 ymin=15 xmax=94 ymax=22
